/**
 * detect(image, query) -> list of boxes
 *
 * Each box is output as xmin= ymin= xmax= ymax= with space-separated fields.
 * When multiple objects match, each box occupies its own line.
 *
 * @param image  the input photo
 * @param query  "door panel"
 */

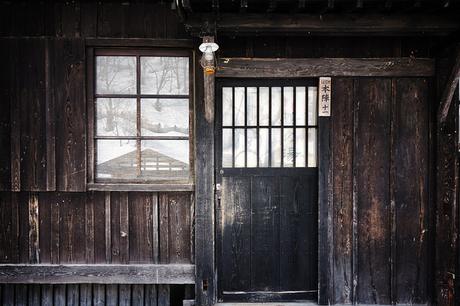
xmin=216 ymin=79 xmax=319 ymax=302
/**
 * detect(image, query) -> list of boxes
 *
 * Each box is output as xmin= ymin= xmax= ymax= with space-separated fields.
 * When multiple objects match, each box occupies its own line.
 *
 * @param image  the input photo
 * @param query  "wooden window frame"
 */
xmin=86 ymin=46 xmax=195 ymax=192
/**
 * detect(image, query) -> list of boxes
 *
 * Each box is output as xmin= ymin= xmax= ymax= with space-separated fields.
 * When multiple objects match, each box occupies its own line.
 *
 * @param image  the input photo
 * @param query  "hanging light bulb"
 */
xmin=199 ymin=42 xmax=219 ymax=75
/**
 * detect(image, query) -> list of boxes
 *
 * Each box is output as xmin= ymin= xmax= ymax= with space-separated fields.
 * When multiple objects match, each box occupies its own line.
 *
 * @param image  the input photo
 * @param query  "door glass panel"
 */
xmin=235 ymin=128 xmax=245 ymax=167
xmin=296 ymin=87 xmax=306 ymax=126
xmin=222 ymin=87 xmax=233 ymax=126
xmin=296 ymin=128 xmax=306 ymax=167
xmin=259 ymin=128 xmax=269 ymax=167
xmin=235 ymin=87 xmax=245 ymax=126
xmin=271 ymin=87 xmax=281 ymax=126
xmin=259 ymin=87 xmax=269 ymax=126
xmin=247 ymin=128 xmax=257 ymax=167
xmin=140 ymin=57 xmax=189 ymax=95
xmin=284 ymin=87 xmax=294 ymax=126
xmin=247 ymin=87 xmax=257 ymax=126
xmin=308 ymin=87 xmax=318 ymax=126
xmin=271 ymin=128 xmax=281 ymax=167
xmin=222 ymin=129 xmax=233 ymax=167
xmin=96 ymin=56 xmax=136 ymax=94
xmin=308 ymin=128 xmax=317 ymax=167
xmin=96 ymin=98 xmax=136 ymax=136
xmin=283 ymin=128 xmax=294 ymax=167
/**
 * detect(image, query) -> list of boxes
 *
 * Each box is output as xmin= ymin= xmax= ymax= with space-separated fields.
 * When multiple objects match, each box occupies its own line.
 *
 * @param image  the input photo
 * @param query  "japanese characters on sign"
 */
xmin=319 ymin=77 xmax=331 ymax=117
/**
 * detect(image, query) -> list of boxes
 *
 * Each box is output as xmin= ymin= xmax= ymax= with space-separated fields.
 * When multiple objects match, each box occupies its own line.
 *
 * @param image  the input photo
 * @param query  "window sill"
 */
xmin=87 ymin=183 xmax=195 ymax=192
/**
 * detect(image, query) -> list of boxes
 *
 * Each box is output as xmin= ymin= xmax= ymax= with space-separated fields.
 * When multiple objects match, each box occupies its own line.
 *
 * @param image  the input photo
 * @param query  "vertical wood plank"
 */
xmin=119 ymin=284 xmax=131 ymax=306
xmin=93 ymin=284 xmax=106 ymax=306
xmin=18 ymin=193 xmax=30 ymax=263
xmin=15 ymin=284 xmax=28 ymax=306
xmin=80 ymin=2 xmax=98 ymax=37
xmin=195 ymin=37 xmax=216 ymax=306
xmin=152 ymin=193 xmax=159 ymax=263
xmin=28 ymin=193 xmax=39 ymax=263
xmin=41 ymin=284 xmax=53 ymax=306
xmin=28 ymin=284 xmax=41 ymax=306
xmin=54 ymin=284 xmax=66 ymax=306
xmin=158 ymin=285 xmax=170 ymax=306
xmin=252 ymin=177 xmax=280 ymax=291
xmin=132 ymin=284 xmax=145 ymax=306
xmin=54 ymin=38 xmax=86 ymax=191
xmin=92 ymin=192 xmax=106 ymax=263
xmin=331 ymin=78 xmax=354 ymax=304
xmin=393 ymin=78 xmax=430 ymax=303
xmin=0 ymin=192 xmax=14 ymax=262
xmin=168 ymin=193 xmax=192 ymax=263
xmin=145 ymin=285 xmax=158 ymax=306
xmin=2 ymin=284 xmax=14 ymax=306
xmin=50 ymin=193 xmax=60 ymax=264
xmin=67 ymin=284 xmax=79 ymax=306
xmin=106 ymin=285 xmax=118 ymax=306
xmin=354 ymin=78 xmax=392 ymax=304
xmin=105 ymin=192 xmax=112 ymax=263
xmin=129 ymin=193 xmax=154 ymax=263
xmin=0 ymin=39 xmax=11 ymax=190
xmin=10 ymin=38 xmax=20 ymax=191
xmin=86 ymin=192 xmax=95 ymax=263
xmin=111 ymin=192 xmax=121 ymax=263
xmin=159 ymin=193 xmax=170 ymax=264
xmin=45 ymin=37 xmax=56 ymax=191
xmin=80 ymin=284 xmax=93 ymax=306
xmin=120 ymin=192 xmax=130 ymax=264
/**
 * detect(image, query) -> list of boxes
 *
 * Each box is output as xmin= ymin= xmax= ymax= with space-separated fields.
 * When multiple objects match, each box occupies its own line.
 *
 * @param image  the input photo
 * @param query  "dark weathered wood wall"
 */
xmin=0 ymin=1 xmax=457 ymax=306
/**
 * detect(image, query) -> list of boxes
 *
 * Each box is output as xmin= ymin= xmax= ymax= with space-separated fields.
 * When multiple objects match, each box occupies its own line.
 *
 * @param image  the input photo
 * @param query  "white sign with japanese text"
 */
xmin=319 ymin=77 xmax=331 ymax=117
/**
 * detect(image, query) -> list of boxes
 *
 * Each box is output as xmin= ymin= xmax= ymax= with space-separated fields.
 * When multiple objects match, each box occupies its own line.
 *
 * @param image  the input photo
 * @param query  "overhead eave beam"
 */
xmin=216 ymin=57 xmax=435 ymax=78
xmin=185 ymin=13 xmax=460 ymax=36
xmin=438 ymin=47 xmax=460 ymax=123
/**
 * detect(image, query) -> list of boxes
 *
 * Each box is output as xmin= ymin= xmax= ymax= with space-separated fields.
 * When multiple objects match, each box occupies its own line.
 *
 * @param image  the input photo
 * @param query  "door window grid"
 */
xmin=222 ymin=86 xmax=318 ymax=168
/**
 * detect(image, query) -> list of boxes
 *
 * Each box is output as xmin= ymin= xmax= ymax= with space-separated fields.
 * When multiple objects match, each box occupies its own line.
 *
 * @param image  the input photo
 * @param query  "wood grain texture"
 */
xmin=53 ymin=38 xmax=86 ymax=192
xmin=0 ymin=264 xmax=195 ymax=284
xmin=217 ymin=58 xmax=435 ymax=78
xmin=354 ymin=78 xmax=391 ymax=304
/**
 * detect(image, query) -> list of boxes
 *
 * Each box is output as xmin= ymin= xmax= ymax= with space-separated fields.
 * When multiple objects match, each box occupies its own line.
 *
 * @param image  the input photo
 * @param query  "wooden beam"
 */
xmin=185 ymin=13 xmax=460 ymax=36
xmin=87 ymin=183 xmax=194 ymax=192
xmin=438 ymin=46 xmax=460 ymax=123
xmin=85 ymin=38 xmax=194 ymax=48
xmin=0 ymin=264 xmax=195 ymax=284
xmin=195 ymin=36 xmax=217 ymax=306
xmin=216 ymin=58 xmax=435 ymax=78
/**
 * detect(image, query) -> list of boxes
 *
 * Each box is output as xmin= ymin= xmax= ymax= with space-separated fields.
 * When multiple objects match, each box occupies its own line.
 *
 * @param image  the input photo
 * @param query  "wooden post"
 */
xmin=195 ymin=36 xmax=216 ymax=306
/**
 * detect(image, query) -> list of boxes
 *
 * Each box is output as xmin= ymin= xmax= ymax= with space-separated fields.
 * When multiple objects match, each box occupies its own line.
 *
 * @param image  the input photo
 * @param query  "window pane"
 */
xmin=96 ymin=56 xmax=136 ymax=94
xmin=141 ymin=99 xmax=189 ymax=137
xmin=234 ymin=87 xmax=245 ymax=126
xmin=308 ymin=87 xmax=318 ymax=126
xmin=296 ymin=128 xmax=306 ymax=167
xmin=308 ymin=128 xmax=317 ymax=167
xmin=140 ymin=140 xmax=189 ymax=180
xmin=96 ymin=98 xmax=136 ymax=136
xmin=271 ymin=87 xmax=281 ymax=126
xmin=283 ymin=128 xmax=294 ymax=167
xmin=284 ymin=87 xmax=294 ymax=126
xmin=296 ymin=87 xmax=306 ymax=126
xmin=247 ymin=87 xmax=257 ymax=126
xmin=222 ymin=129 xmax=233 ymax=167
xmin=235 ymin=129 xmax=245 ymax=167
xmin=271 ymin=128 xmax=281 ymax=167
xmin=222 ymin=87 xmax=233 ymax=126
xmin=259 ymin=128 xmax=269 ymax=167
xmin=96 ymin=139 xmax=137 ymax=180
xmin=247 ymin=128 xmax=257 ymax=167
xmin=259 ymin=87 xmax=269 ymax=126
xmin=140 ymin=57 xmax=189 ymax=95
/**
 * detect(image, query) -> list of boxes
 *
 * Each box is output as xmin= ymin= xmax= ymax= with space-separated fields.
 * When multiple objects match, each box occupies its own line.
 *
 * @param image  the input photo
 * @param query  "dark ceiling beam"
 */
xmin=185 ymin=13 xmax=460 ymax=36
xmin=438 ymin=46 xmax=460 ymax=123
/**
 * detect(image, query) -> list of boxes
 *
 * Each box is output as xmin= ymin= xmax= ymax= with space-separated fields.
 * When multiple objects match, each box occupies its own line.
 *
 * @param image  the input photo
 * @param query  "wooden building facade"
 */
xmin=0 ymin=1 xmax=459 ymax=306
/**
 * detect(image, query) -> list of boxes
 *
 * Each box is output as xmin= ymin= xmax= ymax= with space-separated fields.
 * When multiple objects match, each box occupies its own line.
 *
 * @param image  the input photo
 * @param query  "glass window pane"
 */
xmin=271 ymin=128 xmax=281 ymax=167
xmin=96 ymin=98 xmax=136 ymax=136
xmin=283 ymin=128 xmax=294 ymax=167
xmin=247 ymin=87 xmax=257 ymax=126
xmin=234 ymin=87 xmax=245 ymax=126
xmin=140 ymin=140 xmax=189 ymax=180
xmin=96 ymin=56 xmax=136 ymax=94
xmin=296 ymin=128 xmax=306 ymax=167
xmin=308 ymin=87 xmax=318 ymax=126
xmin=96 ymin=139 xmax=137 ymax=180
xmin=222 ymin=129 xmax=233 ymax=167
xmin=284 ymin=87 xmax=294 ymax=126
xmin=259 ymin=87 xmax=269 ymax=126
xmin=308 ymin=128 xmax=317 ymax=167
xmin=140 ymin=57 xmax=189 ymax=95
xmin=271 ymin=87 xmax=281 ymax=126
xmin=222 ymin=87 xmax=233 ymax=126
xmin=247 ymin=128 xmax=257 ymax=167
xmin=259 ymin=128 xmax=269 ymax=167
xmin=141 ymin=99 xmax=189 ymax=137
xmin=235 ymin=129 xmax=245 ymax=167
xmin=296 ymin=87 xmax=306 ymax=126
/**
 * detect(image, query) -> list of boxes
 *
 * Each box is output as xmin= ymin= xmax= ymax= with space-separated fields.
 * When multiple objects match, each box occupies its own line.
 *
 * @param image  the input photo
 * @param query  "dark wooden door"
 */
xmin=215 ymin=79 xmax=319 ymax=302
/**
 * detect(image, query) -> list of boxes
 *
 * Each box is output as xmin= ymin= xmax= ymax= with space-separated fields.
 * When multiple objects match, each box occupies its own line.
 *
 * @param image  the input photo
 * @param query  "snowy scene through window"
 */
xmin=94 ymin=51 xmax=190 ymax=182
